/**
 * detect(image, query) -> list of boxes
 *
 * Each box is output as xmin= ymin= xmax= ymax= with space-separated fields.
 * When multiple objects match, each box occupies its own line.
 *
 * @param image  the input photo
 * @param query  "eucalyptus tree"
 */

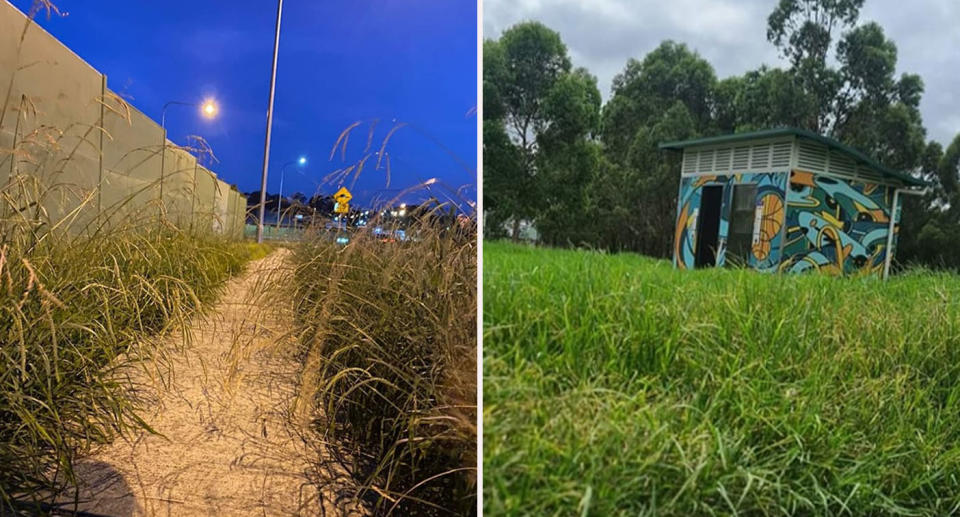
xmin=483 ymin=22 xmax=600 ymax=241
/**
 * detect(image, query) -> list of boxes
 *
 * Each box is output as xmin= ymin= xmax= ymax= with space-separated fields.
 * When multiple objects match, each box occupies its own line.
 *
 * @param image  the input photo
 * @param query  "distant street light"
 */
xmin=161 ymin=98 xmax=220 ymax=130
xmin=276 ymin=156 xmax=307 ymax=231
xmin=257 ymin=0 xmax=285 ymax=243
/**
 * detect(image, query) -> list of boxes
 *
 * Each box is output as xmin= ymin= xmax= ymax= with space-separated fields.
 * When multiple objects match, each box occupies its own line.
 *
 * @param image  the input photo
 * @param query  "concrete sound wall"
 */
xmin=164 ymin=146 xmax=197 ymax=228
xmin=233 ymin=189 xmax=246 ymax=239
xmin=0 ymin=0 xmax=243 ymax=238
xmin=194 ymin=166 xmax=216 ymax=231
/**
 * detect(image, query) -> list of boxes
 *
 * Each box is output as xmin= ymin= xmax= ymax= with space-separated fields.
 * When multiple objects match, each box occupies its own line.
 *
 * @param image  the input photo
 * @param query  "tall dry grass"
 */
xmin=0 ymin=204 xmax=263 ymax=514
xmin=290 ymin=215 xmax=477 ymax=515
xmin=0 ymin=4 xmax=260 ymax=513
xmin=0 ymin=157 xmax=257 ymax=515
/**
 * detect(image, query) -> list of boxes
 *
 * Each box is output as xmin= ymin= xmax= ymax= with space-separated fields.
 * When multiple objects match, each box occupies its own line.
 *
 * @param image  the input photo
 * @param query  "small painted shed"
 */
xmin=659 ymin=128 xmax=926 ymax=278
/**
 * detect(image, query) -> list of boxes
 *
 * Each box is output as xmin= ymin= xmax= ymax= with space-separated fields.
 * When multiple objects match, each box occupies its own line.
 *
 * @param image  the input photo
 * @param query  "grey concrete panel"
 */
xmin=103 ymin=99 xmax=163 ymax=182
xmin=2 ymin=6 xmax=102 ymax=170
xmin=99 ymin=169 xmax=158 ymax=230
xmin=0 ymin=126 xmax=14 ymax=189
xmin=194 ymin=166 xmax=215 ymax=232
xmin=168 ymin=148 xmax=196 ymax=228
xmin=213 ymin=178 xmax=229 ymax=234
xmin=1 ymin=3 xmax=104 ymax=229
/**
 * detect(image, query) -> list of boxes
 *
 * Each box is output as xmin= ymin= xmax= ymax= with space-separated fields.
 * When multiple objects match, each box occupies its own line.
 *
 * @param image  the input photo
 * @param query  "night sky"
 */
xmin=12 ymin=0 xmax=477 ymax=209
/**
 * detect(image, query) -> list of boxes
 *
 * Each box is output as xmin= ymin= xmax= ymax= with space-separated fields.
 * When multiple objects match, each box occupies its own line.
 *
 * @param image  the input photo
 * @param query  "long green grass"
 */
xmin=484 ymin=241 xmax=960 ymax=516
xmin=291 ymin=221 xmax=477 ymax=515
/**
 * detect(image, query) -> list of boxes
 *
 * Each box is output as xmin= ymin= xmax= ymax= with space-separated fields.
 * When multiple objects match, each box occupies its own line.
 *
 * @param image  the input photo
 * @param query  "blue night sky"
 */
xmin=12 ymin=0 xmax=477 ymax=209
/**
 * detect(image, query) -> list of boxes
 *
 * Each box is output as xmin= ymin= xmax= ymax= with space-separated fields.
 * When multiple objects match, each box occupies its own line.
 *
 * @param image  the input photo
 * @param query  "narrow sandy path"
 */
xmin=68 ymin=249 xmax=362 ymax=516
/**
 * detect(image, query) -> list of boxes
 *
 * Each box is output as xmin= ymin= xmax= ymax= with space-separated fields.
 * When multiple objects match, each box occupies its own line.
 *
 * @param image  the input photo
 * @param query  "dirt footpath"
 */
xmin=69 ymin=249 xmax=361 ymax=516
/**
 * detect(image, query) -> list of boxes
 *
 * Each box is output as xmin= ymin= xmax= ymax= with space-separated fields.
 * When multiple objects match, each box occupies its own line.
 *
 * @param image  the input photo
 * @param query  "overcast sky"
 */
xmin=484 ymin=0 xmax=959 ymax=147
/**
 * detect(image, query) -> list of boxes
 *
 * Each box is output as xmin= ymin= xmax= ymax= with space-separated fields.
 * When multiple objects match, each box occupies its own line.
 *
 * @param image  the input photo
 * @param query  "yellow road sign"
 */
xmin=333 ymin=187 xmax=352 ymax=203
xmin=335 ymin=201 xmax=350 ymax=214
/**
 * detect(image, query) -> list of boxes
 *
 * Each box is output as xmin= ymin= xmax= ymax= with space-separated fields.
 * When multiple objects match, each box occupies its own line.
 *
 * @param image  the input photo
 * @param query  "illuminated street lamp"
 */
xmin=276 ymin=156 xmax=307 ymax=231
xmin=201 ymin=99 xmax=219 ymax=119
xmin=161 ymin=98 xmax=220 ymax=130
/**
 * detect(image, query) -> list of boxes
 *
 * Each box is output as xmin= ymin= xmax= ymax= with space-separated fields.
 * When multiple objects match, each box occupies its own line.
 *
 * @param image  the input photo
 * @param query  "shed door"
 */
xmin=695 ymin=185 xmax=723 ymax=268
xmin=726 ymin=184 xmax=758 ymax=266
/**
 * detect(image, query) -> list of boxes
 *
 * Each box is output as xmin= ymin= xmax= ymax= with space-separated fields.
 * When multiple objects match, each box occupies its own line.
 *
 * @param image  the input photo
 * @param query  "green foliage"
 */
xmin=482 ymin=39 xmax=509 ymax=124
xmin=536 ymin=139 xmax=601 ymax=247
xmin=592 ymin=102 xmax=695 ymax=255
xmin=0 ymin=230 xmax=251 ymax=513
xmin=485 ymin=4 xmax=960 ymax=271
xmin=939 ymin=134 xmax=960 ymax=202
xmin=482 ymin=121 xmax=527 ymax=239
xmin=830 ymin=22 xmax=927 ymax=172
xmin=601 ymin=41 xmax=717 ymax=162
xmin=291 ymin=223 xmax=477 ymax=515
xmin=487 ymin=22 xmax=571 ymax=144
xmin=767 ymin=0 xmax=864 ymax=65
xmin=483 ymin=22 xmax=601 ymax=242
xmin=766 ymin=0 xmax=864 ymax=131
xmin=837 ymin=22 xmax=898 ymax=101
xmin=896 ymin=141 xmax=944 ymax=266
xmin=485 ymin=242 xmax=960 ymax=515
xmin=760 ymin=1 xmax=926 ymax=169
xmin=841 ymin=101 xmax=926 ymax=171
xmin=592 ymin=43 xmax=710 ymax=254
xmin=714 ymin=67 xmax=813 ymax=132
xmin=541 ymin=68 xmax=602 ymax=146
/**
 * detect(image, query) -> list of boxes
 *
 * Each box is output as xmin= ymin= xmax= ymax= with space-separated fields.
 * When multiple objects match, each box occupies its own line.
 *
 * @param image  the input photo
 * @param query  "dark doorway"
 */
xmin=726 ymin=184 xmax=758 ymax=266
xmin=695 ymin=185 xmax=723 ymax=268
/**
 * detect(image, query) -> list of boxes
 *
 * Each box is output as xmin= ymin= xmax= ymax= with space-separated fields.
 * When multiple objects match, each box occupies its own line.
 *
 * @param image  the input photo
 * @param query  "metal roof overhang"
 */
xmin=659 ymin=127 xmax=926 ymax=188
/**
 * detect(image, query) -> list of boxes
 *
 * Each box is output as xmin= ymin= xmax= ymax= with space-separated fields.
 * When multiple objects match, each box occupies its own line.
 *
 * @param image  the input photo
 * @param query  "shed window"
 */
xmin=726 ymin=184 xmax=757 ymax=266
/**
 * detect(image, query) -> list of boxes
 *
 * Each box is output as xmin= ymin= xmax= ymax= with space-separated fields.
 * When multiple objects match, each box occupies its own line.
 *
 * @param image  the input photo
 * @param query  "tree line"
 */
xmin=483 ymin=0 xmax=960 ymax=269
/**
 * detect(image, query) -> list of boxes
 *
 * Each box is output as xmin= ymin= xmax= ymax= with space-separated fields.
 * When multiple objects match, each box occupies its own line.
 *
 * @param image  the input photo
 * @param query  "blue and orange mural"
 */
xmin=675 ymin=169 xmax=896 ymax=277
xmin=675 ymin=172 xmax=786 ymax=271
xmin=780 ymin=170 xmax=892 ymax=276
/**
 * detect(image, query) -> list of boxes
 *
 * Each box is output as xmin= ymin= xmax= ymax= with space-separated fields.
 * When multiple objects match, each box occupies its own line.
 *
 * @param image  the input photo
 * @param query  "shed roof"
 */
xmin=658 ymin=127 xmax=925 ymax=188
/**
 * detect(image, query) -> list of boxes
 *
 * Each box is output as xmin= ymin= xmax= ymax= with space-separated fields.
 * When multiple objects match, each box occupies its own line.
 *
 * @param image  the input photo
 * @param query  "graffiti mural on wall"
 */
xmin=675 ymin=175 xmax=713 ymax=269
xmin=780 ymin=170 xmax=892 ymax=276
xmin=675 ymin=172 xmax=786 ymax=271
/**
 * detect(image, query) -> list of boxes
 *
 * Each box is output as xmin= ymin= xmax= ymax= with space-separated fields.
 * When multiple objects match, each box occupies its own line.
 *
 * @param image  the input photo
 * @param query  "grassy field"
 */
xmin=484 ymin=241 xmax=960 ymax=516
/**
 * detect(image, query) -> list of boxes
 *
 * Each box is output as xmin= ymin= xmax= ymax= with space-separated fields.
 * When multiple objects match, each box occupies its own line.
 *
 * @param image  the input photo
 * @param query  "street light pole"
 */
xmin=276 ymin=157 xmax=306 ymax=232
xmin=162 ymin=101 xmax=190 ymax=130
xmin=276 ymin=163 xmax=287 ymax=232
xmin=257 ymin=0 xmax=284 ymax=244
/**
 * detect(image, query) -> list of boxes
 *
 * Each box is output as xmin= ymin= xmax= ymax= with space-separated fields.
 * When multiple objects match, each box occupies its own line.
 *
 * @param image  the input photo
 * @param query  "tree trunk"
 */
xmin=512 ymin=218 xmax=521 ymax=242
